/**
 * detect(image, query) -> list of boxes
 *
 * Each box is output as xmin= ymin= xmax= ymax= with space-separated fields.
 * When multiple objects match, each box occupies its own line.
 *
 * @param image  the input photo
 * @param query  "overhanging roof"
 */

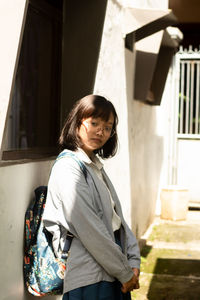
xmin=123 ymin=7 xmax=180 ymax=105
xmin=134 ymin=27 xmax=182 ymax=105
xmin=124 ymin=7 xmax=177 ymax=42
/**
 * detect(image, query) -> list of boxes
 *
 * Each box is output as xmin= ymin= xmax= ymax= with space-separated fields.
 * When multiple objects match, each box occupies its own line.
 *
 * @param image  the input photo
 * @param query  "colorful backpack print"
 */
xmin=24 ymin=186 xmax=65 ymax=296
xmin=23 ymin=152 xmax=87 ymax=297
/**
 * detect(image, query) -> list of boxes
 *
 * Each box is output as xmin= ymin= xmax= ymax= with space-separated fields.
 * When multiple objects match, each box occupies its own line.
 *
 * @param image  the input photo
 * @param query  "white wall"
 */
xmin=177 ymin=139 xmax=200 ymax=203
xmin=0 ymin=159 xmax=63 ymax=300
xmin=0 ymin=1 xmax=59 ymax=299
xmin=0 ymin=0 xmax=174 ymax=298
xmin=94 ymin=0 xmax=170 ymax=237
xmin=0 ymin=0 xmax=27 ymax=156
xmin=94 ymin=0 xmax=133 ymax=228
xmin=123 ymin=0 xmax=168 ymax=9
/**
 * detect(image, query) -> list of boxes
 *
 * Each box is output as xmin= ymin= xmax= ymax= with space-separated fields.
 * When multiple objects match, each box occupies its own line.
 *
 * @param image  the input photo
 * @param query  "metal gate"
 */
xmin=176 ymin=46 xmax=200 ymax=206
xmin=178 ymin=46 xmax=200 ymax=137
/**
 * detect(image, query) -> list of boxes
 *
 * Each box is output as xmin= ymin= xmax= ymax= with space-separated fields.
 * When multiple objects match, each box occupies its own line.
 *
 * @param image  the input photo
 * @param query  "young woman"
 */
xmin=43 ymin=95 xmax=140 ymax=300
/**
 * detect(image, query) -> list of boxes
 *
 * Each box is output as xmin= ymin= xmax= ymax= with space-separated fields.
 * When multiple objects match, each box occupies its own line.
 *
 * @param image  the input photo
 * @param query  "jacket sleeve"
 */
xmin=124 ymin=222 xmax=141 ymax=269
xmin=43 ymin=157 xmax=134 ymax=284
xmin=101 ymin=169 xmax=141 ymax=270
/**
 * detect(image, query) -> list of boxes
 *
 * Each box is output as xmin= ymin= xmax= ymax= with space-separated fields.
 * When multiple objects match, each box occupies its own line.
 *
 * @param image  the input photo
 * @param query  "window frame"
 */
xmin=2 ymin=0 xmax=63 ymax=161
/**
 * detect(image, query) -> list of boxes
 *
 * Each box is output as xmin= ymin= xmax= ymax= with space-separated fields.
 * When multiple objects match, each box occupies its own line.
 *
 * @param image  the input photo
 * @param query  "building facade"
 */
xmin=0 ymin=0 xmax=181 ymax=299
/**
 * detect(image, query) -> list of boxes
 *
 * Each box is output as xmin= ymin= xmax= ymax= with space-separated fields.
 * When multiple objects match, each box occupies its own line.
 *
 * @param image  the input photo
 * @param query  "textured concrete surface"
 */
xmin=132 ymin=210 xmax=200 ymax=299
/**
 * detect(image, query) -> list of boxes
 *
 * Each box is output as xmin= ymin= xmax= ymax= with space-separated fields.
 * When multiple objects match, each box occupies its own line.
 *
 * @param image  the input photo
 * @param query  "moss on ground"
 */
xmin=148 ymin=223 xmax=200 ymax=243
xmin=132 ymin=274 xmax=200 ymax=300
xmin=131 ymin=218 xmax=200 ymax=299
xmin=140 ymin=246 xmax=200 ymax=276
xmin=131 ymin=245 xmax=200 ymax=299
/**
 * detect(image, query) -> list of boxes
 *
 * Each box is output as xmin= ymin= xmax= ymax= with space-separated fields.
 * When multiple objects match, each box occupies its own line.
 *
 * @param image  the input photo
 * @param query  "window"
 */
xmin=3 ymin=0 xmax=62 ymax=160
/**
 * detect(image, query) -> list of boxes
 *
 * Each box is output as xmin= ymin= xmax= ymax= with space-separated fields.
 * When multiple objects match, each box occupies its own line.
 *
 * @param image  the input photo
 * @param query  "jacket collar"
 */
xmin=75 ymin=148 xmax=103 ymax=170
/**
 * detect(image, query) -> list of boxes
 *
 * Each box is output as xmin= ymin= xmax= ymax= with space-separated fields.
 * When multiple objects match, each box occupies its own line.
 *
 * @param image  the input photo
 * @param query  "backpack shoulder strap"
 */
xmin=53 ymin=151 xmax=87 ymax=258
xmin=55 ymin=151 xmax=87 ymax=179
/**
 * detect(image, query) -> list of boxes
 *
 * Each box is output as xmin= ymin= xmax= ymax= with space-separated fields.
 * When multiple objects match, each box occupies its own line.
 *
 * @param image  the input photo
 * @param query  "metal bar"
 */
xmin=195 ymin=62 xmax=200 ymax=134
xmin=179 ymin=61 xmax=184 ymax=134
xmin=190 ymin=61 xmax=194 ymax=133
xmin=177 ymin=51 xmax=200 ymax=60
xmin=185 ymin=61 xmax=190 ymax=134
xmin=178 ymin=133 xmax=200 ymax=139
xmin=177 ymin=47 xmax=200 ymax=136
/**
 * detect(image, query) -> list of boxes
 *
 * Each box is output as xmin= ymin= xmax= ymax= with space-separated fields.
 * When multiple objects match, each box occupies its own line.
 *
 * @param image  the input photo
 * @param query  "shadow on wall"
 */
xmin=124 ymin=48 xmax=164 ymax=239
xmin=132 ymin=133 xmax=164 ymax=239
xmin=61 ymin=0 xmax=107 ymax=123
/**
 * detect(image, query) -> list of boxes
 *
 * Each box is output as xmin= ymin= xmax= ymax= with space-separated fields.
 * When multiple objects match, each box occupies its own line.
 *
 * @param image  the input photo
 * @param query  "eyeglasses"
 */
xmin=82 ymin=120 xmax=115 ymax=137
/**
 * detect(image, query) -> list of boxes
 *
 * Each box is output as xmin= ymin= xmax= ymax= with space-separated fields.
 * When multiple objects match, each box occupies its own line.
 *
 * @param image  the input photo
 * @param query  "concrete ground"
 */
xmin=131 ymin=209 xmax=200 ymax=300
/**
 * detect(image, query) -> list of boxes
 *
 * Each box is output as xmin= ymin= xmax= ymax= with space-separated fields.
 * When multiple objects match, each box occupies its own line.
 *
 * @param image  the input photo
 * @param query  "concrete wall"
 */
xmin=61 ymin=0 xmax=107 ymax=123
xmin=0 ymin=159 xmax=64 ymax=300
xmin=124 ymin=0 xmax=168 ymax=9
xmin=0 ymin=2 xmax=56 ymax=299
xmin=0 ymin=0 xmax=174 ymax=298
xmin=177 ymin=139 xmax=200 ymax=203
xmin=94 ymin=0 xmax=133 ymax=229
xmin=0 ymin=0 xmax=27 ymax=156
xmin=94 ymin=0 xmax=169 ymax=237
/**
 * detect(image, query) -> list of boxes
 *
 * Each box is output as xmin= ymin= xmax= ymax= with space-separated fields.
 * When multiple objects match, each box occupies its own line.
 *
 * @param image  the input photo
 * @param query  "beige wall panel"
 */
xmin=94 ymin=0 xmax=168 ymax=237
xmin=0 ymin=0 xmax=28 ymax=155
xmin=94 ymin=0 xmax=133 ymax=228
xmin=177 ymin=139 xmax=200 ymax=203
xmin=0 ymin=160 xmax=64 ymax=300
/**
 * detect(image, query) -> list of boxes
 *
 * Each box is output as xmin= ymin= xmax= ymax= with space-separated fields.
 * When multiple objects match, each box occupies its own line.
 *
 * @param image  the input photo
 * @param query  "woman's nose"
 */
xmin=96 ymin=127 xmax=104 ymax=136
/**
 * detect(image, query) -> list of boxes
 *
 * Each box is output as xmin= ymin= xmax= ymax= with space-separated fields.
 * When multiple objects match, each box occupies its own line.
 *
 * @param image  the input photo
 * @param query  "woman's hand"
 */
xmin=121 ymin=268 xmax=140 ymax=293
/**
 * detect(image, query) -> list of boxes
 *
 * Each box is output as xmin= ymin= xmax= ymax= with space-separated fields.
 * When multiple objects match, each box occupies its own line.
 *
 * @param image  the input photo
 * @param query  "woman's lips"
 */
xmin=91 ymin=138 xmax=102 ymax=143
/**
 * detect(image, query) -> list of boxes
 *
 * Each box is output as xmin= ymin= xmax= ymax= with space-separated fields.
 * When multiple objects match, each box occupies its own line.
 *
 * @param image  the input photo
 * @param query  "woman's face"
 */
xmin=78 ymin=113 xmax=114 ymax=157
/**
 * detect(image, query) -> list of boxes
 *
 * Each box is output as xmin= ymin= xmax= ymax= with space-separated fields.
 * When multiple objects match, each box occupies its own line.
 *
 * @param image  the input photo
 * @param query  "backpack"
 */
xmin=23 ymin=152 xmax=87 ymax=297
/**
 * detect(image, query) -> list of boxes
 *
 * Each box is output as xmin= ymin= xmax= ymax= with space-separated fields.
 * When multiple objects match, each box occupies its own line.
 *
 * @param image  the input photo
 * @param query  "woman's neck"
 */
xmin=80 ymin=147 xmax=94 ymax=160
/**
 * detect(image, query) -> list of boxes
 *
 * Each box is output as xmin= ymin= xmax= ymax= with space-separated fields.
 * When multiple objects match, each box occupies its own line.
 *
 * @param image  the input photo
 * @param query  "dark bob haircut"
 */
xmin=59 ymin=94 xmax=118 ymax=158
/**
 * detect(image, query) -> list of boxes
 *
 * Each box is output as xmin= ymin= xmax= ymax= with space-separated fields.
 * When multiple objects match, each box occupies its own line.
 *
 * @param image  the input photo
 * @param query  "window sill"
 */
xmin=2 ymin=147 xmax=59 ymax=161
